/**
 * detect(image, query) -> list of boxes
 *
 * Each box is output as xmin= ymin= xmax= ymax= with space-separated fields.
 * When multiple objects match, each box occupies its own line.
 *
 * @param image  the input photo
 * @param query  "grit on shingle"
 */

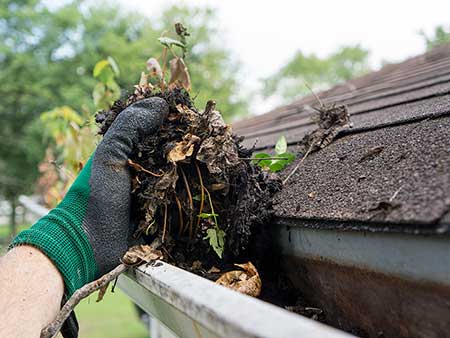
xmin=273 ymin=116 xmax=450 ymax=227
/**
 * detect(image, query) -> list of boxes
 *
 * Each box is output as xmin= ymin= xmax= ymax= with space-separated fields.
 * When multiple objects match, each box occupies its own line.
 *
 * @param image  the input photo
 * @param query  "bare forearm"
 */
xmin=0 ymin=246 xmax=64 ymax=338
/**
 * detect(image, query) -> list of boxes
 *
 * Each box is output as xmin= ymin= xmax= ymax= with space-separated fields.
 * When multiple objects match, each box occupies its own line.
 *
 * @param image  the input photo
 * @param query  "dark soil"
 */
xmin=96 ymin=87 xmax=281 ymax=278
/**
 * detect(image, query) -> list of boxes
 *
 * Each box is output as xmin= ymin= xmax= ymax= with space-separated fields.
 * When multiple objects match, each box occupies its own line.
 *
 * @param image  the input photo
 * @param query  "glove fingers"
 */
xmin=99 ymin=97 xmax=169 ymax=161
xmin=84 ymin=97 xmax=169 ymax=276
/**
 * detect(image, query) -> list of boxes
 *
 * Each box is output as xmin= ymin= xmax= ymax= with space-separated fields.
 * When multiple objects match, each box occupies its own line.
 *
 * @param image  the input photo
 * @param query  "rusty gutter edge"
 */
xmin=275 ymin=224 xmax=450 ymax=286
xmin=118 ymin=261 xmax=353 ymax=338
xmin=276 ymin=217 xmax=450 ymax=236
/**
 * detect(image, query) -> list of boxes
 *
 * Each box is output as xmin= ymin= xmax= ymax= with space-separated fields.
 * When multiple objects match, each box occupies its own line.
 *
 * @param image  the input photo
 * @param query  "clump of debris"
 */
xmin=97 ymin=23 xmax=350 ymax=302
xmin=98 ymin=86 xmax=280 ymax=281
xmin=95 ymin=24 xmax=283 ymax=298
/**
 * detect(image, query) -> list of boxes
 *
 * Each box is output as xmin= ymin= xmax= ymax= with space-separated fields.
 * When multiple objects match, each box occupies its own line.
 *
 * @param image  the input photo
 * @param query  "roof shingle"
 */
xmin=233 ymin=43 xmax=450 ymax=230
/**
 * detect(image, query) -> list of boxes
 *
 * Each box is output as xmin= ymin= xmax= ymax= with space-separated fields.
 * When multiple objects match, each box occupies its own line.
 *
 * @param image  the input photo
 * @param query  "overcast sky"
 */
xmin=119 ymin=0 xmax=449 ymax=114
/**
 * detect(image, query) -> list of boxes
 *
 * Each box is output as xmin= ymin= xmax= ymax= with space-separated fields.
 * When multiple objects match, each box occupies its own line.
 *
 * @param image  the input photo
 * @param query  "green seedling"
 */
xmin=200 ymin=187 xmax=225 ymax=258
xmin=253 ymin=136 xmax=296 ymax=172
xmin=204 ymin=227 xmax=225 ymax=259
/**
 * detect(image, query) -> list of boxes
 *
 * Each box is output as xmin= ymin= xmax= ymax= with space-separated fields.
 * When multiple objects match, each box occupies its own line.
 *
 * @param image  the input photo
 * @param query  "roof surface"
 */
xmin=233 ymin=43 xmax=450 ymax=232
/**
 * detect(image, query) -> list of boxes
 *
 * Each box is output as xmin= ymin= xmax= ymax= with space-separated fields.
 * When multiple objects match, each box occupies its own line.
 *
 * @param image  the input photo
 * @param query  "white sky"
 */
xmin=121 ymin=0 xmax=450 ymax=114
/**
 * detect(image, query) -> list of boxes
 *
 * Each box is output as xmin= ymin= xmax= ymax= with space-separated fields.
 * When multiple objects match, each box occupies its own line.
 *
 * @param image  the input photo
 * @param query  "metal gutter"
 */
xmin=275 ymin=223 xmax=450 ymax=337
xmin=277 ymin=224 xmax=450 ymax=285
xmin=118 ymin=261 xmax=354 ymax=338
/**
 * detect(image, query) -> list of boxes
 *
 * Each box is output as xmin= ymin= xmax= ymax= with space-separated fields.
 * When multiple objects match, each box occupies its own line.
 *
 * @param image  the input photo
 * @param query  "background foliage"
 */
xmin=262 ymin=45 xmax=371 ymax=100
xmin=0 ymin=0 xmax=246 ymax=220
xmin=421 ymin=25 xmax=450 ymax=51
xmin=1 ymin=0 xmax=449 ymax=227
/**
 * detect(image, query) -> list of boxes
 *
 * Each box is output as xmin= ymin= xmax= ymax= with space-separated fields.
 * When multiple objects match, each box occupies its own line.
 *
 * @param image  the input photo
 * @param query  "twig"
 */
xmin=40 ymin=264 xmax=128 ymax=338
xmin=162 ymin=203 xmax=168 ymax=243
xmin=194 ymin=162 xmax=205 ymax=233
xmin=127 ymin=159 xmax=164 ymax=177
xmin=175 ymin=194 xmax=184 ymax=236
xmin=282 ymin=145 xmax=313 ymax=185
xmin=145 ymin=220 xmax=156 ymax=236
xmin=179 ymin=166 xmax=194 ymax=238
xmin=239 ymin=157 xmax=289 ymax=161
xmin=389 ymin=185 xmax=403 ymax=202
xmin=204 ymin=187 xmax=218 ymax=227
xmin=305 ymin=82 xmax=324 ymax=107
xmin=160 ymin=47 xmax=168 ymax=90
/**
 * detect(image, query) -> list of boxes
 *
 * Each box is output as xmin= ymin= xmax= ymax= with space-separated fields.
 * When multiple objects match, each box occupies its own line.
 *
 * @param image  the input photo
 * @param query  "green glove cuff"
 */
xmin=10 ymin=157 xmax=98 ymax=296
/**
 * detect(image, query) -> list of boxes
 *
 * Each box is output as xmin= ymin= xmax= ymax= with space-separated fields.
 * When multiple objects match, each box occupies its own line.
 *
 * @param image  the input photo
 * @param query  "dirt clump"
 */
xmin=96 ymin=87 xmax=281 ymax=278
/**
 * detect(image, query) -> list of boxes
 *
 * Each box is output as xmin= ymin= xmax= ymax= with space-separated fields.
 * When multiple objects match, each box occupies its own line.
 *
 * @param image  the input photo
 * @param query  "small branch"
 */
xmin=179 ymin=166 xmax=194 ymax=238
xmin=175 ymin=194 xmax=185 ymax=236
xmin=239 ymin=157 xmax=289 ymax=161
xmin=204 ymin=187 xmax=218 ymax=227
xmin=305 ymin=82 xmax=324 ymax=107
xmin=145 ymin=220 xmax=156 ymax=236
xmin=162 ymin=203 xmax=168 ymax=243
xmin=194 ymin=162 xmax=205 ymax=234
xmin=282 ymin=146 xmax=313 ymax=185
xmin=389 ymin=185 xmax=403 ymax=202
xmin=127 ymin=159 xmax=164 ymax=177
xmin=40 ymin=264 xmax=128 ymax=338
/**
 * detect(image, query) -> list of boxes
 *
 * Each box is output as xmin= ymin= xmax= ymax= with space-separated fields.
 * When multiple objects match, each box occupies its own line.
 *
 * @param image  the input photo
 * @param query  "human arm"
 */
xmin=1 ymin=97 xmax=169 ymax=338
xmin=0 ymin=245 xmax=64 ymax=338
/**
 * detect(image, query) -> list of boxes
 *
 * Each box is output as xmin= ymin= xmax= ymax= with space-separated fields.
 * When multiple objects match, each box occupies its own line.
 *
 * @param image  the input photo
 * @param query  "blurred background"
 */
xmin=1 ymin=0 xmax=449 ymax=337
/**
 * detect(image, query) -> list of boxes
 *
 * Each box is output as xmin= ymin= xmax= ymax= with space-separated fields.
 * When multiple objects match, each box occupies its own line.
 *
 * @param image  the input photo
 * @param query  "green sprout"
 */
xmin=253 ymin=136 xmax=296 ymax=172
xmin=200 ymin=188 xmax=225 ymax=258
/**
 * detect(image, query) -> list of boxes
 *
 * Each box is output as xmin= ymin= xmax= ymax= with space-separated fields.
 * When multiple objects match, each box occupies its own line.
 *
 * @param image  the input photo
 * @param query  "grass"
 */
xmin=76 ymin=288 xmax=148 ymax=338
xmin=0 ymin=224 xmax=31 ymax=254
xmin=0 ymin=224 xmax=148 ymax=338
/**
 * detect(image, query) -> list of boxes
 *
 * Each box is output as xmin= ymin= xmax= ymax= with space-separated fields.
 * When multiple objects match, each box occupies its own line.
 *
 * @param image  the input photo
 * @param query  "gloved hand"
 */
xmin=11 ymin=97 xmax=168 ymax=334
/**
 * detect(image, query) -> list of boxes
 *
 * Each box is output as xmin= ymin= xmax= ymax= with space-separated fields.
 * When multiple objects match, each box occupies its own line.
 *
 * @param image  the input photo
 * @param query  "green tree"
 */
xmin=262 ymin=45 xmax=370 ymax=100
xmin=0 ymin=0 xmax=246 ymax=232
xmin=420 ymin=25 xmax=450 ymax=51
xmin=0 ymin=0 xmax=83 ymax=234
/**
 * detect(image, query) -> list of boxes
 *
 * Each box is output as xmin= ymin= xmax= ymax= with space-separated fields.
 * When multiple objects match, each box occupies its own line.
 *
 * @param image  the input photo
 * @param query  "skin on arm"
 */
xmin=0 ymin=245 xmax=64 ymax=338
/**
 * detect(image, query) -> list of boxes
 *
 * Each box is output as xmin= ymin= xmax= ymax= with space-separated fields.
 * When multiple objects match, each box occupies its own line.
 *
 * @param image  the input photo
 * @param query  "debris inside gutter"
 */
xmin=95 ymin=23 xmax=356 ymax=330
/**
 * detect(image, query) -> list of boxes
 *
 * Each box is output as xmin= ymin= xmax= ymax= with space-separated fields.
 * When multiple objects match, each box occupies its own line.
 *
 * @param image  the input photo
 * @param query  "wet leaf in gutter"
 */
xmin=215 ymin=262 xmax=262 ymax=297
xmin=121 ymin=244 xmax=163 ymax=266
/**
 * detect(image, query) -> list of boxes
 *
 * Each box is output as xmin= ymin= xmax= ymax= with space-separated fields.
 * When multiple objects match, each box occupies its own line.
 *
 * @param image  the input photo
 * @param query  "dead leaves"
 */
xmin=146 ymin=57 xmax=163 ymax=79
xmin=167 ymin=133 xmax=201 ymax=163
xmin=121 ymin=245 xmax=163 ymax=266
xmin=98 ymin=244 xmax=163 ymax=302
xmin=215 ymin=262 xmax=262 ymax=297
xmin=196 ymin=109 xmax=240 ymax=175
xmin=169 ymin=57 xmax=191 ymax=91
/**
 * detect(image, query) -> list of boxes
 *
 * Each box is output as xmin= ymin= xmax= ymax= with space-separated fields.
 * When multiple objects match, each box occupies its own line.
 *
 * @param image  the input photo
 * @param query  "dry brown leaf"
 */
xmin=146 ymin=57 xmax=163 ymax=78
xmin=215 ymin=262 xmax=261 ymax=297
xmin=175 ymin=104 xmax=198 ymax=125
xmin=191 ymin=260 xmax=202 ymax=270
xmin=208 ymin=266 xmax=221 ymax=273
xmin=121 ymin=244 xmax=163 ymax=266
xmin=196 ymin=109 xmax=240 ymax=174
xmin=167 ymin=133 xmax=200 ymax=163
xmin=169 ymin=57 xmax=191 ymax=90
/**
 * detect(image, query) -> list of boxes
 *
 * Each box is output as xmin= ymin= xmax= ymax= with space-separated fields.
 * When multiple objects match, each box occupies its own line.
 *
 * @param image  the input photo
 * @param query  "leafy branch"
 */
xmin=92 ymin=56 xmax=121 ymax=110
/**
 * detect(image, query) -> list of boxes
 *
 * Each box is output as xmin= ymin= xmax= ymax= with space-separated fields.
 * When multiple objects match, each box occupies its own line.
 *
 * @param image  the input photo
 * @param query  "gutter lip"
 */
xmin=118 ymin=261 xmax=354 ymax=338
xmin=275 ymin=216 xmax=450 ymax=236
